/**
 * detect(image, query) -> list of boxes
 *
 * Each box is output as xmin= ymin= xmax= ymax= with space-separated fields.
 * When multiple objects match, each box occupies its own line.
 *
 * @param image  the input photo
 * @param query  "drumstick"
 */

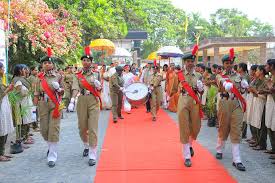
xmin=124 ymin=90 xmax=138 ymax=94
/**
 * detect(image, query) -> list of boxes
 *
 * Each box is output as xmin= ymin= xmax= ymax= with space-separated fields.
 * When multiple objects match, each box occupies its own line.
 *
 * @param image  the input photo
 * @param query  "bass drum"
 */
xmin=125 ymin=82 xmax=148 ymax=106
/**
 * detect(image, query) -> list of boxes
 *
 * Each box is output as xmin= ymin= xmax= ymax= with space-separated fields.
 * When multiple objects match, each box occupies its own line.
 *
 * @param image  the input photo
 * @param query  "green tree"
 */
xmin=209 ymin=9 xmax=274 ymax=37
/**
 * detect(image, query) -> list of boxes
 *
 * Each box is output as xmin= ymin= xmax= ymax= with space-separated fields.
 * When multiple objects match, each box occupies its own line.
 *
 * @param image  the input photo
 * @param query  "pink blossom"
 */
xmin=44 ymin=31 xmax=51 ymax=39
xmin=59 ymin=25 xmax=65 ymax=32
xmin=43 ymin=12 xmax=55 ymax=25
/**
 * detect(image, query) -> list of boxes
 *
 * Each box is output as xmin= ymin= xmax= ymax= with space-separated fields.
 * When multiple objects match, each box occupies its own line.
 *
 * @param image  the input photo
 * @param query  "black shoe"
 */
xmin=118 ymin=116 xmax=124 ymax=119
xmin=88 ymin=159 xmax=96 ymax=166
xmin=184 ymin=159 xmax=192 ymax=167
xmin=190 ymin=147 xmax=194 ymax=157
xmin=83 ymin=148 xmax=89 ymax=157
xmin=47 ymin=150 xmax=49 ymax=157
xmin=48 ymin=161 xmax=55 ymax=168
xmin=216 ymin=153 xmax=223 ymax=159
xmin=113 ymin=119 xmax=117 ymax=123
xmin=232 ymin=162 xmax=246 ymax=171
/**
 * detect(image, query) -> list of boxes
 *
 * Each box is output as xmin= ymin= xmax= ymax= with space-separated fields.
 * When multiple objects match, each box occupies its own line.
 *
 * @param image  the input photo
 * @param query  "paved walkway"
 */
xmin=0 ymin=109 xmax=274 ymax=183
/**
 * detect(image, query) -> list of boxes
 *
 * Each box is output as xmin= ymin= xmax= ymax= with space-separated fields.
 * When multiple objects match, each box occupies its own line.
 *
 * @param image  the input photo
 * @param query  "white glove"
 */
xmin=52 ymin=81 xmax=60 ymax=90
xmin=67 ymin=98 xmax=75 ymax=112
xmin=90 ymin=76 xmax=95 ymax=82
xmin=68 ymin=103 xmax=74 ymax=112
xmin=120 ymin=87 xmax=124 ymax=91
xmin=196 ymin=80 xmax=204 ymax=92
xmin=94 ymin=80 xmax=101 ymax=89
xmin=223 ymin=82 xmax=233 ymax=92
xmin=241 ymin=79 xmax=249 ymax=89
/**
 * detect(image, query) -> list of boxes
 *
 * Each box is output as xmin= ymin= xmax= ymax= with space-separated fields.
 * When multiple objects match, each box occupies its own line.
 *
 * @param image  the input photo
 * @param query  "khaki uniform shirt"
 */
xmin=216 ymin=70 xmax=242 ymax=93
xmin=71 ymin=69 xmax=97 ymax=93
xmin=109 ymin=73 xmax=124 ymax=93
xmin=150 ymin=73 xmax=162 ymax=88
xmin=28 ymin=75 xmax=39 ymax=93
xmin=63 ymin=73 xmax=74 ymax=89
xmin=172 ymin=70 xmax=202 ymax=93
xmin=35 ymin=71 xmax=63 ymax=95
xmin=143 ymin=68 xmax=153 ymax=86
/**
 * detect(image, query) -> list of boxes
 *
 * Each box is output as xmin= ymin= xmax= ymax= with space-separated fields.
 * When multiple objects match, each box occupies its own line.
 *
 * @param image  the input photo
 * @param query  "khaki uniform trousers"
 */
xmin=150 ymin=87 xmax=162 ymax=118
xmin=110 ymin=91 xmax=123 ymax=120
xmin=38 ymin=101 xmax=61 ymax=142
xmin=218 ymin=98 xmax=243 ymax=143
xmin=76 ymin=95 xmax=100 ymax=147
xmin=177 ymin=95 xmax=201 ymax=144
xmin=64 ymin=85 xmax=72 ymax=108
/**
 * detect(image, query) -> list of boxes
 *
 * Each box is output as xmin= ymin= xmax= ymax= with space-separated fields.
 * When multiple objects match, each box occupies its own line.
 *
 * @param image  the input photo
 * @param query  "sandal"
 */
xmin=24 ymin=139 xmax=34 ymax=145
xmin=0 ymin=156 xmax=11 ymax=162
xmin=264 ymin=149 xmax=275 ymax=154
xmin=4 ymin=154 xmax=14 ymax=158
xmin=22 ymin=144 xmax=30 ymax=149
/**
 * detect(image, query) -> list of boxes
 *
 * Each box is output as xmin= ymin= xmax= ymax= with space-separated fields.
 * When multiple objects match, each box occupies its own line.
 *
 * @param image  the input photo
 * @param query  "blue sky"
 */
xmin=171 ymin=0 xmax=275 ymax=28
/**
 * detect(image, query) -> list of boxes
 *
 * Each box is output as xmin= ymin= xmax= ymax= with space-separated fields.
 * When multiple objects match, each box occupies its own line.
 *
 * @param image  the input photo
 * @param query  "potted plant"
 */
xmin=206 ymin=85 xmax=218 ymax=127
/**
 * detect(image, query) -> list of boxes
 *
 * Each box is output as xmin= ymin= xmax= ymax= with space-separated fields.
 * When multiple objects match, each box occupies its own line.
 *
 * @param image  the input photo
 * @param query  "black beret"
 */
xmin=40 ymin=56 xmax=54 ymax=63
xmin=80 ymin=55 xmax=93 ymax=61
xmin=222 ymin=54 xmax=235 ymax=62
xmin=115 ymin=66 xmax=123 ymax=71
xmin=267 ymin=59 xmax=275 ymax=64
xmin=182 ymin=53 xmax=195 ymax=61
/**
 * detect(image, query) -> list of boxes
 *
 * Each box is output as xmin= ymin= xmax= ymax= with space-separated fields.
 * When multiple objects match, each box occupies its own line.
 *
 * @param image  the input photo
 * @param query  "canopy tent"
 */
xmin=157 ymin=46 xmax=184 ymax=58
xmin=112 ymin=47 xmax=131 ymax=57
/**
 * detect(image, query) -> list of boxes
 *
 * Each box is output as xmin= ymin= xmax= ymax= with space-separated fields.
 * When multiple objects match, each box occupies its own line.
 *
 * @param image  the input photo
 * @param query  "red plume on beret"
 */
xmin=192 ymin=44 xmax=199 ymax=56
xmin=153 ymin=59 xmax=157 ymax=66
xmin=85 ymin=46 xmax=91 ymax=56
xmin=47 ymin=47 xmax=52 ymax=57
xmin=229 ymin=48 xmax=234 ymax=61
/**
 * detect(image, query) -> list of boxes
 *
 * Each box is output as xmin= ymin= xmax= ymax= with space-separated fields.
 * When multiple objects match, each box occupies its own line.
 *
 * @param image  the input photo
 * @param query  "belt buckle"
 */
xmin=44 ymin=94 xmax=49 ymax=102
xmin=85 ymin=90 xmax=91 ymax=95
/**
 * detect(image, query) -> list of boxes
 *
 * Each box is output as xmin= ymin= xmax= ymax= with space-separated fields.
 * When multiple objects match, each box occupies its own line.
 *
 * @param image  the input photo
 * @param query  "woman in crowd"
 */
xmin=12 ymin=64 xmax=34 ymax=146
xmin=248 ymin=65 xmax=268 ymax=151
xmin=264 ymin=59 xmax=275 ymax=162
xmin=0 ymin=63 xmax=14 ymax=161
xmin=246 ymin=65 xmax=258 ymax=145
xmin=122 ymin=65 xmax=135 ymax=114
xmin=161 ymin=64 xmax=168 ymax=109
xmin=101 ymin=65 xmax=112 ymax=110
xmin=237 ymin=63 xmax=249 ymax=139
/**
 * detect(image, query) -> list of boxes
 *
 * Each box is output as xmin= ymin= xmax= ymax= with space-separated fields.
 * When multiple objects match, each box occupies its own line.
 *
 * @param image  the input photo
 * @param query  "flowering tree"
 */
xmin=0 ymin=0 xmax=81 ymax=68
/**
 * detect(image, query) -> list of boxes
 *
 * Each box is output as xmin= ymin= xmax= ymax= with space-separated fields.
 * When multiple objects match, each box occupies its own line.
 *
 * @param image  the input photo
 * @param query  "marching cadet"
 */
xmin=149 ymin=63 xmax=163 ymax=121
xmin=172 ymin=45 xmax=204 ymax=167
xmin=63 ymin=65 xmax=74 ymax=112
xmin=33 ymin=48 xmax=64 ymax=167
xmin=215 ymin=48 xmax=248 ymax=171
xmin=28 ymin=66 xmax=40 ymax=131
xmin=68 ymin=47 xmax=102 ymax=166
xmin=140 ymin=62 xmax=153 ymax=113
xmin=109 ymin=66 xmax=124 ymax=123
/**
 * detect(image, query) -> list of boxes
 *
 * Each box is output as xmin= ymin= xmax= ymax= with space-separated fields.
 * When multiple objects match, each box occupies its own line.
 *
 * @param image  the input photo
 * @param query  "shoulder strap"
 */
xmin=221 ymin=75 xmax=246 ymax=112
xmin=178 ymin=70 xmax=204 ymax=118
xmin=76 ymin=72 xmax=102 ymax=110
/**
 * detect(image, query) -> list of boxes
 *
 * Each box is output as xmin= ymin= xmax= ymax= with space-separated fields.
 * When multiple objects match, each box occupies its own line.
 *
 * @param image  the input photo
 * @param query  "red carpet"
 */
xmin=95 ymin=107 xmax=236 ymax=183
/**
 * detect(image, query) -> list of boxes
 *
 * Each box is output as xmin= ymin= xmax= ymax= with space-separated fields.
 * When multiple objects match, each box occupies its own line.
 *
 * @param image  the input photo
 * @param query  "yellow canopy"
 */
xmin=90 ymin=38 xmax=115 ymax=56
xmin=147 ymin=51 xmax=161 ymax=60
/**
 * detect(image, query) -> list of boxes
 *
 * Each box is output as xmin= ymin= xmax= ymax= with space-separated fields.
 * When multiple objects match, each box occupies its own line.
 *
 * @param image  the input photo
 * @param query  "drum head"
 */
xmin=125 ymin=83 xmax=148 ymax=102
